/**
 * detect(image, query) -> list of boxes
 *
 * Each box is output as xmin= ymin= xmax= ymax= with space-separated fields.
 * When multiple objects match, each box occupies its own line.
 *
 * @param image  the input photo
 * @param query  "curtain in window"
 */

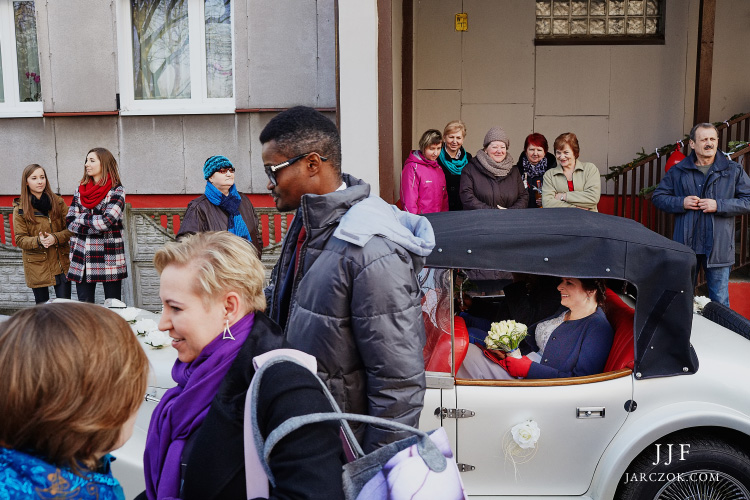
xmin=131 ymin=0 xmax=191 ymax=100
xmin=14 ymin=1 xmax=40 ymax=102
xmin=204 ymin=0 xmax=231 ymax=98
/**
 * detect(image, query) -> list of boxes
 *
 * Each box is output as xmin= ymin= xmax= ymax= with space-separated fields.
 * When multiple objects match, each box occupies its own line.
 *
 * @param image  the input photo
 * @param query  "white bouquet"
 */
xmin=485 ymin=320 xmax=528 ymax=358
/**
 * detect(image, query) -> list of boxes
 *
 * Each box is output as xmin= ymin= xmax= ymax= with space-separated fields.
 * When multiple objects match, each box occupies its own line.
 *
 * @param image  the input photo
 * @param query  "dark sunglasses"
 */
xmin=264 ymin=152 xmax=328 ymax=186
xmin=216 ymin=167 xmax=235 ymax=174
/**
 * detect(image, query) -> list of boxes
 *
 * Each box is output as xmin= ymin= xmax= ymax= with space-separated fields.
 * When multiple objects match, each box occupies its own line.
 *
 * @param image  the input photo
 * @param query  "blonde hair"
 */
xmin=0 ymin=302 xmax=148 ymax=472
xmin=418 ymin=129 xmax=443 ymax=155
xmin=443 ymin=120 xmax=467 ymax=138
xmin=154 ymin=231 xmax=267 ymax=313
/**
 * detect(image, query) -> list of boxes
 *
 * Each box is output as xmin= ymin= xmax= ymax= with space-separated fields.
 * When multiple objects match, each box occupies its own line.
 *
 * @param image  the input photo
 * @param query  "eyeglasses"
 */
xmin=216 ymin=167 xmax=235 ymax=174
xmin=264 ymin=152 xmax=328 ymax=186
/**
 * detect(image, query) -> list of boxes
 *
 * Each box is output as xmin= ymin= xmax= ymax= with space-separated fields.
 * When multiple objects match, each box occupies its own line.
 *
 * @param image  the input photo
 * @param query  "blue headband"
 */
xmin=203 ymin=155 xmax=233 ymax=180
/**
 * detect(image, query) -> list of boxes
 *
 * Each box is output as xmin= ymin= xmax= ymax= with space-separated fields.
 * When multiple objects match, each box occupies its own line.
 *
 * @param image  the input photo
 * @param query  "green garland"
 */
xmin=603 ymin=112 xmax=749 ymax=181
xmin=636 ymin=140 xmax=750 ymax=197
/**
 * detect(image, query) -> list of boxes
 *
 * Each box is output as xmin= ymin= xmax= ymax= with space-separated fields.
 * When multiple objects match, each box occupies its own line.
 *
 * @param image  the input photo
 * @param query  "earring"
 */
xmin=222 ymin=319 xmax=235 ymax=340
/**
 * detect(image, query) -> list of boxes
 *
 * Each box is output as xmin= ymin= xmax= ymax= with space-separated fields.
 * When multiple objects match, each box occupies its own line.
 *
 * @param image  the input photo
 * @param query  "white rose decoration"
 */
xmin=115 ymin=307 xmax=140 ymax=323
xmin=144 ymin=329 xmax=172 ymax=349
xmin=511 ymin=420 xmax=541 ymax=449
xmin=133 ymin=318 xmax=159 ymax=335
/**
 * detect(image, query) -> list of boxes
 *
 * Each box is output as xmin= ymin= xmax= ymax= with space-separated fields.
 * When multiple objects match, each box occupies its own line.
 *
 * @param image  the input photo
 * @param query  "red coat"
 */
xmin=400 ymin=151 xmax=449 ymax=214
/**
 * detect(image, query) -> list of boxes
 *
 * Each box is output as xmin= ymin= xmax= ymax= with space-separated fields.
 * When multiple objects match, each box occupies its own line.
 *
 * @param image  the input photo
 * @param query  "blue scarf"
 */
xmin=438 ymin=146 xmax=469 ymax=175
xmin=0 ymin=447 xmax=125 ymax=500
xmin=522 ymin=154 xmax=548 ymax=178
xmin=204 ymin=182 xmax=251 ymax=240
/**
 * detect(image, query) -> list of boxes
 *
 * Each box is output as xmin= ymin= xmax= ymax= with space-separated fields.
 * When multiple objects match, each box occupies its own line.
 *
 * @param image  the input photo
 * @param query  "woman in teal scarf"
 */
xmin=437 ymin=121 xmax=471 ymax=211
xmin=178 ymin=155 xmax=263 ymax=256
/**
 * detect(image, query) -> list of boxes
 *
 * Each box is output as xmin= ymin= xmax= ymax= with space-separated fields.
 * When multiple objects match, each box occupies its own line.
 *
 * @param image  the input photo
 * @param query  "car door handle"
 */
xmin=576 ymin=406 xmax=605 ymax=418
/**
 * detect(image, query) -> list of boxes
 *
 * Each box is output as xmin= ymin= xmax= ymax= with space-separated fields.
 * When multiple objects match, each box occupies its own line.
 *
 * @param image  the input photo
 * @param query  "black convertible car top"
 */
xmin=424 ymin=209 xmax=699 ymax=379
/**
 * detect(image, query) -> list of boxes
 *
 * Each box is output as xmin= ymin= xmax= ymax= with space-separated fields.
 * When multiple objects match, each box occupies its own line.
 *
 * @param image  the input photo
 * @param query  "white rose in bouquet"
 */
xmin=485 ymin=320 xmax=528 ymax=357
xmin=115 ymin=307 xmax=140 ymax=323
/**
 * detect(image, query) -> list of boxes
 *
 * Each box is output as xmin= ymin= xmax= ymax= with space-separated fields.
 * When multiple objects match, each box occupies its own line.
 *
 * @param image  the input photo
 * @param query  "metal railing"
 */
xmin=609 ymin=112 xmax=750 ymax=286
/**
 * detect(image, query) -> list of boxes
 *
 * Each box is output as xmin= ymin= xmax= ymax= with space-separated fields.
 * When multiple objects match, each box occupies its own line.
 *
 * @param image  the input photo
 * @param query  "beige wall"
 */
xmin=411 ymin=0 xmax=750 ymax=195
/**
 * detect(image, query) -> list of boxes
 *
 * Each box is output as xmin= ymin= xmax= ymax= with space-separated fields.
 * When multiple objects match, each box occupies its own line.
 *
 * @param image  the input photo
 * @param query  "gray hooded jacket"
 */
xmin=265 ymin=174 xmax=435 ymax=452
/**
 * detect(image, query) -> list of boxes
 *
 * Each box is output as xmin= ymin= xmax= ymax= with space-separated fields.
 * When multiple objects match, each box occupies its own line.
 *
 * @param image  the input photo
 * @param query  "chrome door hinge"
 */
xmin=435 ymin=407 xmax=476 ymax=419
xmin=576 ymin=406 xmax=605 ymax=418
xmin=457 ymin=463 xmax=475 ymax=472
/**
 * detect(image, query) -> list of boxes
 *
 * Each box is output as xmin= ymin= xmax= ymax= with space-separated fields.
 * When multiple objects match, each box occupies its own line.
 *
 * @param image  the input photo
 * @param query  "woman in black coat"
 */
xmin=139 ymin=232 xmax=343 ymax=500
xmin=459 ymin=126 xmax=528 ymax=210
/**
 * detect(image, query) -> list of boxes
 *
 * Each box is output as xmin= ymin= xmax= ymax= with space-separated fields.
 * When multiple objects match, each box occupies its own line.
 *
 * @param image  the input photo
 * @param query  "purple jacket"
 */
xmin=400 ymin=151 xmax=449 ymax=214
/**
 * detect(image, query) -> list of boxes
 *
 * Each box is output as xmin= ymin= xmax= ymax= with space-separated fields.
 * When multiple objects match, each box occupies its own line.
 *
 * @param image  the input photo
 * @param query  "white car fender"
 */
xmin=587 ymin=402 xmax=750 ymax=499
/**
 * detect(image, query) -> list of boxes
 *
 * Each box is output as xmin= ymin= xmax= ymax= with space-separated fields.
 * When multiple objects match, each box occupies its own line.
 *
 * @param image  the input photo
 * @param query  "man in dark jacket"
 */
xmin=260 ymin=106 xmax=435 ymax=452
xmin=652 ymin=123 xmax=750 ymax=306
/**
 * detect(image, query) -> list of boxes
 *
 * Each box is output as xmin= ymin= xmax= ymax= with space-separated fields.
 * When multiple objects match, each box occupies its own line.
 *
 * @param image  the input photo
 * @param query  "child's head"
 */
xmin=19 ymin=164 xmax=61 ymax=223
xmin=419 ymin=129 xmax=443 ymax=162
xmin=0 ymin=302 xmax=148 ymax=471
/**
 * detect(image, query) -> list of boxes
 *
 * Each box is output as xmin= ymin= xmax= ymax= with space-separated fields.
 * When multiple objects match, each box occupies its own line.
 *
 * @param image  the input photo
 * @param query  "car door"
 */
xmin=453 ymin=372 xmax=633 ymax=496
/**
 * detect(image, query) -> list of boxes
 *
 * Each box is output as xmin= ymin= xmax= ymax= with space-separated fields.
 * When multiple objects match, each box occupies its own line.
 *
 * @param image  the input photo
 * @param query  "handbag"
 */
xmin=243 ymin=349 xmax=467 ymax=500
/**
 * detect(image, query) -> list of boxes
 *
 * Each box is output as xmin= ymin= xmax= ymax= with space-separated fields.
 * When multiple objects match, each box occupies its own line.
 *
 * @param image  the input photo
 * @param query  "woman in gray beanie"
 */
xmin=459 ymin=126 xmax=528 ymax=210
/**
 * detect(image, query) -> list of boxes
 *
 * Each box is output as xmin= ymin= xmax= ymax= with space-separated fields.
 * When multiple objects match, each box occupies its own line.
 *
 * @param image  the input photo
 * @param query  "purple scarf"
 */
xmin=144 ymin=312 xmax=256 ymax=500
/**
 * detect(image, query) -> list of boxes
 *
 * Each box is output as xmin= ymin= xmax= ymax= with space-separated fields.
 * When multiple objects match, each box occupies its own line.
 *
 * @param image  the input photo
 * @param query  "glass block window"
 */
xmin=536 ymin=0 xmax=664 ymax=43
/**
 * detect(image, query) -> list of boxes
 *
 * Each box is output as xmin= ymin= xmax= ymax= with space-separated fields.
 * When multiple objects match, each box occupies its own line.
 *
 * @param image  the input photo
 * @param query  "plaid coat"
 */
xmin=66 ymin=185 xmax=128 ymax=283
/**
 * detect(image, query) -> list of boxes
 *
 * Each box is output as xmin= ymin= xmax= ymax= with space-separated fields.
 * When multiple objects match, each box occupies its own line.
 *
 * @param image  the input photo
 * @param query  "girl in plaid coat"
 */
xmin=66 ymin=147 xmax=128 ymax=303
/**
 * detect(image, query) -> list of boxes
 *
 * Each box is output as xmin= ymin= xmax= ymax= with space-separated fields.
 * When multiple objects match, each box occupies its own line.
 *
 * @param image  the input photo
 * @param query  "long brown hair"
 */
xmin=79 ymin=147 xmax=122 ymax=187
xmin=0 ymin=302 xmax=148 ymax=472
xmin=20 ymin=164 xmax=61 ymax=224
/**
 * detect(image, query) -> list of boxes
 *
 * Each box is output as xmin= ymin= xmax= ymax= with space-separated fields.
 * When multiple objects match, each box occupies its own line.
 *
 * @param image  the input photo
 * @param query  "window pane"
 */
xmin=14 ymin=1 xmax=41 ymax=102
xmin=205 ymin=0 xmax=232 ymax=98
xmin=131 ymin=0 xmax=191 ymax=100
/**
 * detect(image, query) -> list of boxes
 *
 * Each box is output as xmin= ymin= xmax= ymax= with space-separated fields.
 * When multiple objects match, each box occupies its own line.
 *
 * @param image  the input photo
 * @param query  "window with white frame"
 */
xmin=117 ymin=0 xmax=234 ymax=115
xmin=0 ymin=0 xmax=43 ymax=117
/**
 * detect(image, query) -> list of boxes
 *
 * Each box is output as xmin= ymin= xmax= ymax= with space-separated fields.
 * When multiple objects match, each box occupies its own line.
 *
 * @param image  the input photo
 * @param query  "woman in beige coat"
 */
xmin=542 ymin=132 xmax=600 ymax=211
xmin=13 ymin=164 xmax=72 ymax=303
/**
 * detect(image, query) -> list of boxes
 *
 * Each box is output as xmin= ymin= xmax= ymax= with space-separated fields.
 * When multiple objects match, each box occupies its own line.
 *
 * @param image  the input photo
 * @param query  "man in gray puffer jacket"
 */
xmin=261 ymin=106 xmax=435 ymax=452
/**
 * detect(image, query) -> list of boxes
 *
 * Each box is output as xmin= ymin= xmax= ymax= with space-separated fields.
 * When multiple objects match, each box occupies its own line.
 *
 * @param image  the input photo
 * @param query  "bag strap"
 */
xmin=243 ymin=349 xmax=318 ymax=499
xmin=244 ymin=351 xmax=447 ymax=499
xmin=263 ymin=412 xmax=447 ymax=474
xmin=244 ymin=349 xmax=363 ymax=499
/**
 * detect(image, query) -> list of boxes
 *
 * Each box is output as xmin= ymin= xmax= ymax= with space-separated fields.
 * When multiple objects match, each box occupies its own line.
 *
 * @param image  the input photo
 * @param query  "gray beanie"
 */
xmin=483 ymin=126 xmax=509 ymax=149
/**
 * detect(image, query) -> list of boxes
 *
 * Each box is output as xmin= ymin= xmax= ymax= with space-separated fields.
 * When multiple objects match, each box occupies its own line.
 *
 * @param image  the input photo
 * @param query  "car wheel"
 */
xmin=702 ymin=301 xmax=750 ymax=340
xmin=615 ymin=434 xmax=750 ymax=500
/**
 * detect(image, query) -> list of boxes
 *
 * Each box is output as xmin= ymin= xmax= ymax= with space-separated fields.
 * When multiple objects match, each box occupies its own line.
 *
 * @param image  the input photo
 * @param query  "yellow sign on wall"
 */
xmin=455 ymin=13 xmax=468 ymax=32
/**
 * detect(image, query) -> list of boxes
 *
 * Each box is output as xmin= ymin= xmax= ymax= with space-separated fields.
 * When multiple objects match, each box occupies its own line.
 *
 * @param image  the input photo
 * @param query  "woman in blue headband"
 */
xmin=178 ymin=155 xmax=262 ymax=256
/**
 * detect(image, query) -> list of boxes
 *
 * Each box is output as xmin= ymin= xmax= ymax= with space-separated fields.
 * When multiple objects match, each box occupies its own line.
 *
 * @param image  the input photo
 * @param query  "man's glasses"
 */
xmin=216 ymin=167 xmax=235 ymax=174
xmin=264 ymin=152 xmax=328 ymax=186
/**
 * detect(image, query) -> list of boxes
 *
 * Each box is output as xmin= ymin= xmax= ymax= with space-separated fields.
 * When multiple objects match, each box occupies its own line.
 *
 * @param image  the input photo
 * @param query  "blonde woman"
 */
xmin=437 ymin=120 xmax=471 ymax=211
xmin=140 ymin=231 xmax=343 ymax=500
xmin=13 ymin=164 xmax=72 ymax=303
xmin=0 ymin=302 xmax=148 ymax=499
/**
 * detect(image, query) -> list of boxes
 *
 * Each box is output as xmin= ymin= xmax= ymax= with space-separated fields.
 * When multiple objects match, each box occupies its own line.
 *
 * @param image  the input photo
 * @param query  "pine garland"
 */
xmin=603 ymin=112 xmax=749 ymax=181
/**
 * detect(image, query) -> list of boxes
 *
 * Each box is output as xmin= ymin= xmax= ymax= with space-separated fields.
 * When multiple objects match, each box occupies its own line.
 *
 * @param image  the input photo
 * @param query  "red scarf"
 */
xmin=79 ymin=178 xmax=113 ymax=209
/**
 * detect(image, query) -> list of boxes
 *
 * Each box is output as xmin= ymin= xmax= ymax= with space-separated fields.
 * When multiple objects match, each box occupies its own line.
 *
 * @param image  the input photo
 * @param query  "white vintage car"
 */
xmin=113 ymin=209 xmax=750 ymax=500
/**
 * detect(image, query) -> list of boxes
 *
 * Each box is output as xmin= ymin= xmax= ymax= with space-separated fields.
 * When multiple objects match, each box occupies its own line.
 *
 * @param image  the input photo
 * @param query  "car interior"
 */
xmin=420 ymin=268 xmax=636 ymax=386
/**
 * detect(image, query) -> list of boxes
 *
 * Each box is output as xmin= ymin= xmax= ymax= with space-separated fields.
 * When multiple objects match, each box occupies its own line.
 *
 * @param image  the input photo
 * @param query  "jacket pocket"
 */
xmin=25 ymin=251 xmax=47 ymax=263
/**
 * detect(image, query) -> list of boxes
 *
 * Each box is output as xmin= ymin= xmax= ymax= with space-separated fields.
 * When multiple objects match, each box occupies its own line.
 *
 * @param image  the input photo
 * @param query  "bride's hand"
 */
xmin=488 ymin=349 xmax=507 ymax=359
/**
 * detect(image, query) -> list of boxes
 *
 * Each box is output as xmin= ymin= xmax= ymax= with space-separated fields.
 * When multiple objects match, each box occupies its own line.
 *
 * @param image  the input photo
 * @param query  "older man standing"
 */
xmin=652 ymin=123 xmax=750 ymax=306
xmin=260 ymin=106 xmax=435 ymax=452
